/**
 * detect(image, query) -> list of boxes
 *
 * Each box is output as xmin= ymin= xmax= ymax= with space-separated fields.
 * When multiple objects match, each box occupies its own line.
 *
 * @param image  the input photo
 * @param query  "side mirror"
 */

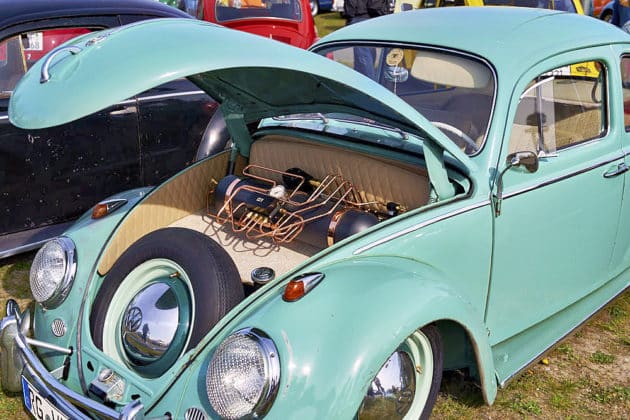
xmin=494 ymin=151 xmax=539 ymax=216
xmin=401 ymin=3 xmax=413 ymax=11
xmin=506 ymin=151 xmax=539 ymax=173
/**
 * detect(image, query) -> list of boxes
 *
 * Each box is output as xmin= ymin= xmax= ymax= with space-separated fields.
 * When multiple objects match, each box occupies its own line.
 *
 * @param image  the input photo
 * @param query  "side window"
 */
xmin=508 ymin=61 xmax=606 ymax=155
xmin=620 ymin=56 xmax=630 ymax=132
xmin=0 ymin=36 xmax=26 ymax=96
xmin=0 ymin=28 xmax=92 ymax=96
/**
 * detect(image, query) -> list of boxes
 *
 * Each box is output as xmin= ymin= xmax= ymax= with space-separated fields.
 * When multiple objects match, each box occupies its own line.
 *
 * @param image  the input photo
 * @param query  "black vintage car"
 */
xmin=0 ymin=0 xmax=221 ymax=258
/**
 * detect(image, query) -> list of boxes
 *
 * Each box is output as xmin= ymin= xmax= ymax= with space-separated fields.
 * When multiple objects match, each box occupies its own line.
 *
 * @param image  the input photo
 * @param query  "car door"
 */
xmin=136 ymin=79 xmax=216 ymax=185
xmin=486 ymin=54 xmax=622 ymax=347
xmin=609 ymin=53 xmax=630 ymax=274
xmin=0 ymin=18 xmax=140 ymax=242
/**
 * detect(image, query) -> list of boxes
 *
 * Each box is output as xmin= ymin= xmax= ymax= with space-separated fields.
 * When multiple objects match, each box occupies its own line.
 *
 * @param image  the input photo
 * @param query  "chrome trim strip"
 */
xmin=0 ymin=239 xmax=49 ymax=259
xmin=137 ymin=90 xmax=205 ymax=103
xmin=353 ymin=200 xmax=491 ymax=255
xmin=0 ymin=115 xmax=9 ymax=121
xmin=502 ymin=154 xmax=623 ymax=200
xmin=115 ymin=98 xmax=136 ymax=106
xmin=499 ymin=284 xmax=629 ymax=388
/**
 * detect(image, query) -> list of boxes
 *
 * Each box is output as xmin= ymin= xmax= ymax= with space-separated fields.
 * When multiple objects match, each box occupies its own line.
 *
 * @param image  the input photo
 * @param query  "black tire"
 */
xmin=601 ymin=11 xmax=613 ymax=23
xmin=419 ymin=324 xmax=443 ymax=420
xmin=310 ymin=0 xmax=319 ymax=16
xmin=90 ymin=228 xmax=243 ymax=353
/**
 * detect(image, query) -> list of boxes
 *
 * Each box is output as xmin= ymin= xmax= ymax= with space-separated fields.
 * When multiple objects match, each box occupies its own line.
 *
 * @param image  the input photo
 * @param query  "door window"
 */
xmin=620 ymin=56 xmax=630 ymax=132
xmin=508 ymin=61 xmax=606 ymax=155
xmin=0 ymin=28 xmax=92 ymax=96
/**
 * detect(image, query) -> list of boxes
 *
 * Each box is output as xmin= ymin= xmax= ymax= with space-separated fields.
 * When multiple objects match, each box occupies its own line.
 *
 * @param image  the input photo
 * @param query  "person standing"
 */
xmin=611 ymin=0 xmax=630 ymax=33
xmin=344 ymin=0 xmax=390 ymax=80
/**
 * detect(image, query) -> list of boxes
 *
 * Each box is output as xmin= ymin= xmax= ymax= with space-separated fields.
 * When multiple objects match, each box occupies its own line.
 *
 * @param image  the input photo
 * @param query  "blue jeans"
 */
xmin=347 ymin=16 xmax=376 ymax=80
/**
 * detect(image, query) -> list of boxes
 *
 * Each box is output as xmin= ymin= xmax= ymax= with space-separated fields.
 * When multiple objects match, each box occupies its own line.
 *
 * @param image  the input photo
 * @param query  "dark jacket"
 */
xmin=344 ymin=0 xmax=389 ymax=20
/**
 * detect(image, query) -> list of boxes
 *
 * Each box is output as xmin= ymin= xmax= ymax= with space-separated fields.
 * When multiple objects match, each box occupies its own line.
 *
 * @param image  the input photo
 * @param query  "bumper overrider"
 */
xmin=0 ymin=299 xmax=143 ymax=420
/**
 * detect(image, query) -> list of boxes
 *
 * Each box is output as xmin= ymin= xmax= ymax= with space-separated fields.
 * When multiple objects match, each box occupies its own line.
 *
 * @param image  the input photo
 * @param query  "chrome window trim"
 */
xmin=511 ymin=59 xmax=610 ymax=153
xmin=353 ymin=200 xmax=491 ymax=255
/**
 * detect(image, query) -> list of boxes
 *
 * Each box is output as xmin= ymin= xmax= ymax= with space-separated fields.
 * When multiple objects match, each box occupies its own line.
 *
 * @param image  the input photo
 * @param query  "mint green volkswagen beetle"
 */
xmin=1 ymin=7 xmax=629 ymax=420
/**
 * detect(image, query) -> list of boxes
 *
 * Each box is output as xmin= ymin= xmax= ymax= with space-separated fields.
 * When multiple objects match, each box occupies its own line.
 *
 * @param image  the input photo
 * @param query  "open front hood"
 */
xmin=9 ymin=18 xmax=469 ymax=164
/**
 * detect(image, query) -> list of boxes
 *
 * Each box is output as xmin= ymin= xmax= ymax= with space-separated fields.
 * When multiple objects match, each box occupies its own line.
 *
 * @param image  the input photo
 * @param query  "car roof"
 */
xmin=314 ymin=7 xmax=629 ymax=72
xmin=0 ymin=0 xmax=190 ymax=29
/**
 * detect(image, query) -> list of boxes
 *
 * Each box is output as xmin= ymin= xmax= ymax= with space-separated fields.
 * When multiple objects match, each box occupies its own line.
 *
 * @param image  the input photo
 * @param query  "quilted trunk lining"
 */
xmin=98 ymin=152 xmax=230 ymax=275
xmin=249 ymin=135 xmax=430 ymax=214
xmin=98 ymin=136 xmax=430 ymax=276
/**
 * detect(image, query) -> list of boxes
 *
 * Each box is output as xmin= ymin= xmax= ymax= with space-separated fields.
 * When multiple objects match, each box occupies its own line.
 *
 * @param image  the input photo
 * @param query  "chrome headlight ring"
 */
xmin=29 ymin=237 xmax=77 ymax=309
xmin=206 ymin=328 xmax=280 ymax=420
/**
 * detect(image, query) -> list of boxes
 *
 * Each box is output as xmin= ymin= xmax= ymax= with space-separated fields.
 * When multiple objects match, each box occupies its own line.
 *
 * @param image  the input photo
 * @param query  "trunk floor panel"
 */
xmin=170 ymin=212 xmax=319 ymax=283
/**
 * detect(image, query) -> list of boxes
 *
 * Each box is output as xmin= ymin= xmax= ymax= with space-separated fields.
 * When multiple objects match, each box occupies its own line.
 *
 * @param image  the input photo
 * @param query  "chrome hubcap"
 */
xmin=121 ymin=282 xmax=180 ymax=366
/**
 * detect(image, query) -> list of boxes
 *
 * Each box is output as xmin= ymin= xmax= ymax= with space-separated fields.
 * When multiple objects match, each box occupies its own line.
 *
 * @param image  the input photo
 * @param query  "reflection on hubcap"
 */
xmin=121 ymin=282 xmax=179 ymax=366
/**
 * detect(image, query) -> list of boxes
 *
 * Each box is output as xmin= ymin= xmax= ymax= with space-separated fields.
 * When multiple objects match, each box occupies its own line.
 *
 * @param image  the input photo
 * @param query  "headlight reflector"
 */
xmin=206 ymin=328 xmax=279 ymax=419
xmin=30 ymin=237 xmax=76 ymax=309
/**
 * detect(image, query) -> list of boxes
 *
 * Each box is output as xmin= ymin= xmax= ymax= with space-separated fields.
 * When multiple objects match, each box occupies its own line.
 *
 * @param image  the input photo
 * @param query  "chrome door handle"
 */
xmin=109 ymin=105 xmax=137 ymax=116
xmin=603 ymin=162 xmax=629 ymax=178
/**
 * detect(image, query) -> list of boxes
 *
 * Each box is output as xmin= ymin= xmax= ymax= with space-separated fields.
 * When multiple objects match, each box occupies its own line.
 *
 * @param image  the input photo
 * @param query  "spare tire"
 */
xmin=90 ymin=228 xmax=243 ymax=377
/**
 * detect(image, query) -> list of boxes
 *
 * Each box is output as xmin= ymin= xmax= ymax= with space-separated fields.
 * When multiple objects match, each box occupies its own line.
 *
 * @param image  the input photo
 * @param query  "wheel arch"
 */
xmin=241 ymin=257 xmax=498 ymax=418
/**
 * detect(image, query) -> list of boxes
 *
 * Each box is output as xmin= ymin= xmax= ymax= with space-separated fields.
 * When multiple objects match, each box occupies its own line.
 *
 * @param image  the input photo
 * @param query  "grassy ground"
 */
xmin=0 ymin=252 xmax=34 ymax=420
xmin=0 ymin=13 xmax=628 ymax=419
xmin=315 ymin=10 xmax=346 ymax=37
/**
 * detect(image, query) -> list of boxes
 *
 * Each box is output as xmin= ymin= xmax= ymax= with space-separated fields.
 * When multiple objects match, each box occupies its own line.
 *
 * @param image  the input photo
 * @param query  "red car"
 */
xmin=195 ymin=0 xmax=317 ymax=48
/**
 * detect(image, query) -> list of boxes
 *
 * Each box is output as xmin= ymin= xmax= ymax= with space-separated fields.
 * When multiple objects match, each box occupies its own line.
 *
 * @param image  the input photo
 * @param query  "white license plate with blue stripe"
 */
xmin=22 ymin=376 xmax=68 ymax=420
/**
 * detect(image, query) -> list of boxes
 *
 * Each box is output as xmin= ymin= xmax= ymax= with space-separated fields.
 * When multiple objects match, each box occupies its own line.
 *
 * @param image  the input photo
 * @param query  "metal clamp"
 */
xmin=40 ymin=46 xmax=83 ymax=84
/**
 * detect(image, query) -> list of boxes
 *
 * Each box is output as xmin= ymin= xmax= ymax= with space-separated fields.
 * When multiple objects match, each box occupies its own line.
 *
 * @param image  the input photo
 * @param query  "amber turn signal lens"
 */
xmin=92 ymin=203 xmax=108 ymax=219
xmin=91 ymin=198 xmax=128 ymax=219
xmin=283 ymin=280 xmax=305 ymax=302
xmin=282 ymin=273 xmax=325 ymax=302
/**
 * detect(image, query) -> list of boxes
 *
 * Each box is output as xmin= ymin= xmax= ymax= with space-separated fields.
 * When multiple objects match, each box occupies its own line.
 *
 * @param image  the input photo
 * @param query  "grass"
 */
xmin=314 ymin=11 xmax=346 ymax=38
xmin=0 ymin=252 xmax=34 ymax=419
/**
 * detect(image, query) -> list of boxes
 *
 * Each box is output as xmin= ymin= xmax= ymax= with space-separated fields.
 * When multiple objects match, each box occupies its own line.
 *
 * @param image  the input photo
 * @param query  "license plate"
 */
xmin=22 ymin=377 xmax=69 ymax=420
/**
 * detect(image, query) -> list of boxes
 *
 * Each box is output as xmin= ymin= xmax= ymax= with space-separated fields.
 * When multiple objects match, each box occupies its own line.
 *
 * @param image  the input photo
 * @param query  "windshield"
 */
xmin=314 ymin=45 xmax=495 ymax=155
xmin=215 ymin=0 xmax=303 ymax=22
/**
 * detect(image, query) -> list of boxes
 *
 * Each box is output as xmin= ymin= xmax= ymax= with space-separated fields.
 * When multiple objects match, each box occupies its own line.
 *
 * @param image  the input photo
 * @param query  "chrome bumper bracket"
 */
xmin=0 ymin=299 xmax=146 ymax=419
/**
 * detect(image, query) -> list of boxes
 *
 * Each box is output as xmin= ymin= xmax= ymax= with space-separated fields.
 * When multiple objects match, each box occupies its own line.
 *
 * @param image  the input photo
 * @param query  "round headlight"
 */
xmin=30 ymin=237 xmax=76 ymax=309
xmin=206 ymin=328 xmax=279 ymax=419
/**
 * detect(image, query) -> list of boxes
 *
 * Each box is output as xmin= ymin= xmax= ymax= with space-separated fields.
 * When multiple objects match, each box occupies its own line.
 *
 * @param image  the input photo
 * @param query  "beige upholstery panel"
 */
xmin=508 ymin=109 xmax=602 ymax=154
xmin=98 ymin=152 xmax=230 ymax=275
xmin=249 ymin=136 xmax=429 ymax=214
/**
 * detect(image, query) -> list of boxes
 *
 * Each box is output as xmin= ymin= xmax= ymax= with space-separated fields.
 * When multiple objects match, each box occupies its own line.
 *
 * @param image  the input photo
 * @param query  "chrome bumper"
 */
xmin=0 ymin=299 xmax=144 ymax=419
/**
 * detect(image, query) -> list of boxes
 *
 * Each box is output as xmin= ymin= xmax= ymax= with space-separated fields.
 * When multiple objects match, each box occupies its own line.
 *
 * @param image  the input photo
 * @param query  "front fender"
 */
xmin=227 ymin=256 xmax=497 ymax=418
xmin=31 ymin=187 xmax=151 ymax=372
